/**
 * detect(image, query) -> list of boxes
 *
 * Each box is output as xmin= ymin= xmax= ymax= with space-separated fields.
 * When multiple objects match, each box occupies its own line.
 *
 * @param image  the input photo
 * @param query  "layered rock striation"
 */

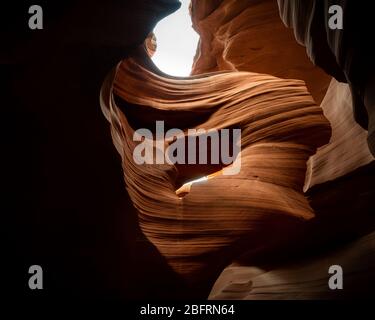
xmin=101 ymin=47 xmax=331 ymax=284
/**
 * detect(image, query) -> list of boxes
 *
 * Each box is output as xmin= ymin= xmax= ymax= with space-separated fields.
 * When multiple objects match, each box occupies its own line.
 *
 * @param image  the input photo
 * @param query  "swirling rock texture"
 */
xmin=10 ymin=0 xmax=373 ymax=300
xmin=190 ymin=0 xmax=331 ymax=104
xmin=209 ymin=230 xmax=375 ymax=300
xmin=305 ymin=79 xmax=374 ymax=189
xmin=112 ymin=0 xmax=375 ymax=297
xmin=187 ymin=0 xmax=375 ymax=299
xmin=278 ymin=0 xmax=375 ymax=156
xmin=189 ymin=0 xmax=374 ymax=187
xmin=5 ymin=0 xmax=193 ymax=300
xmin=102 ymin=47 xmax=331 ymax=285
xmin=96 ymin=0 xmax=375 ymax=298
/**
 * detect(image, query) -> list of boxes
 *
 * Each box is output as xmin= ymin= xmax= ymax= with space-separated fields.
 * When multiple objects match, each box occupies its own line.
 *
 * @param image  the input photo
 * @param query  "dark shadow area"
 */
xmin=3 ymin=0 xmax=204 ymax=301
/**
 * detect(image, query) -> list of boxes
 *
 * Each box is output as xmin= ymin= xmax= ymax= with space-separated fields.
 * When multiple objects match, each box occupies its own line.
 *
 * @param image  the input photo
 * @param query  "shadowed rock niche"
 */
xmin=102 ymin=0 xmax=374 ymax=296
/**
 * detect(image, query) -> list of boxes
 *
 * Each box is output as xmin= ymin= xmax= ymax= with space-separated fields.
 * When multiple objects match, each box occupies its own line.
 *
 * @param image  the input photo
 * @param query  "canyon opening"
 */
xmin=152 ymin=0 xmax=199 ymax=76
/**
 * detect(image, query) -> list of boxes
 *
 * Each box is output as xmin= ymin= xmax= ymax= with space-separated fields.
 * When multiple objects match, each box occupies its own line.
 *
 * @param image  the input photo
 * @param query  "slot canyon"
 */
xmin=4 ymin=0 xmax=375 ymax=300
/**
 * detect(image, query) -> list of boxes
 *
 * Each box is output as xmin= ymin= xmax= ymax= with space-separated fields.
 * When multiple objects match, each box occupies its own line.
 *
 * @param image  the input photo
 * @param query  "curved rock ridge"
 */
xmin=188 ymin=0 xmax=374 ymax=190
xmin=305 ymin=79 xmax=374 ymax=189
xmin=209 ymin=230 xmax=375 ymax=300
xmin=190 ymin=0 xmax=331 ymax=104
xmin=101 ymin=47 xmax=331 ymax=283
xmin=278 ymin=0 xmax=375 ymax=156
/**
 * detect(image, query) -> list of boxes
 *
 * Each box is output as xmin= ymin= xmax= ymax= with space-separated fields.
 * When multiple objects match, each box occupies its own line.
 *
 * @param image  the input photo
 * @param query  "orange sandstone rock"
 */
xmin=101 ymin=47 xmax=331 ymax=284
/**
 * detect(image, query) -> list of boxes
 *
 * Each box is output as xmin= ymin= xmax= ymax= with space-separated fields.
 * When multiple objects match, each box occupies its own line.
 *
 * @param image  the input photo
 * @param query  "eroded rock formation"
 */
xmin=6 ymin=0 xmax=191 ymax=300
xmin=102 ymin=47 xmax=331 ymax=284
xmin=305 ymin=79 xmax=374 ymax=189
xmin=185 ymin=0 xmax=375 ymax=298
xmin=209 ymin=230 xmax=375 ymax=299
xmin=11 ymin=0 xmax=372 ymax=300
xmin=190 ymin=0 xmax=331 ymax=104
xmin=278 ymin=0 xmax=375 ymax=156
xmin=100 ymin=0 xmax=375 ymax=297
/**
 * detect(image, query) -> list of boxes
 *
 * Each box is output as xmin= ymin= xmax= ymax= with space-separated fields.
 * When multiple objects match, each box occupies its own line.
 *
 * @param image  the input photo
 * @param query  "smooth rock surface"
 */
xmin=102 ymin=47 xmax=331 ymax=285
xmin=190 ymin=0 xmax=331 ymax=104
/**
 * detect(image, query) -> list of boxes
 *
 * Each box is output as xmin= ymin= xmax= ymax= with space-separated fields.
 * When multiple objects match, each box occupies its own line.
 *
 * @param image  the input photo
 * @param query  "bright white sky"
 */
xmin=152 ymin=0 xmax=200 ymax=77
